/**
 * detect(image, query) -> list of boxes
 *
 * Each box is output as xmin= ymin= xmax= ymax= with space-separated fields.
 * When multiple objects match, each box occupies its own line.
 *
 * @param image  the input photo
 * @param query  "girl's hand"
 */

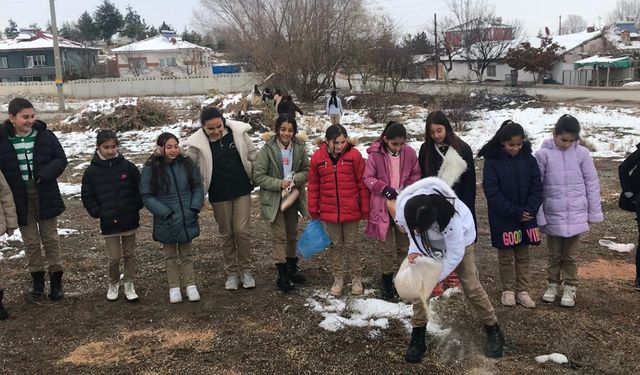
xmin=520 ymin=211 xmax=533 ymax=221
xmin=281 ymin=179 xmax=292 ymax=189
xmin=408 ymin=253 xmax=421 ymax=264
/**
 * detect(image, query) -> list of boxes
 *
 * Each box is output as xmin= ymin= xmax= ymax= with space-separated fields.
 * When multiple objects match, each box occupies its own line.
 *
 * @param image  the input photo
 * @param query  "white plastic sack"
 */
xmin=395 ymin=256 xmax=443 ymax=311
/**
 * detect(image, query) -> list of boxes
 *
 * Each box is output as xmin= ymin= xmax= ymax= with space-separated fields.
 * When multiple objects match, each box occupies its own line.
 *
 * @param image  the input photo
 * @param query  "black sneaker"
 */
xmin=485 ymin=323 xmax=505 ymax=358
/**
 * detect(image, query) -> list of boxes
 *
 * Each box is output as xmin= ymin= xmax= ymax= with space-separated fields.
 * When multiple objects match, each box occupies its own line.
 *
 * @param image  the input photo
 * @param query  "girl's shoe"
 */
xmin=123 ymin=282 xmax=139 ymax=302
xmin=560 ymin=285 xmax=576 ymax=307
xmin=330 ymin=277 xmax=344 ymax=296
xmin=542 ymin=283 xmax=558 ymax=303
xmin=516 ymin=291 xmax=536 ymax=308
xmin=225 ymin=275 xmax=240 ymax=290
xmin=169 ymin=287 xmax=182 ymax=303
xmin=186 ymin=285 xmax=200 ymax=302
xmin=107 ymin=282 xmax=120 ymax=301
xmin=351 ymin=277 xmax=363 ymax=295
xmin=501 ymin=291 xmax=516 ymax=306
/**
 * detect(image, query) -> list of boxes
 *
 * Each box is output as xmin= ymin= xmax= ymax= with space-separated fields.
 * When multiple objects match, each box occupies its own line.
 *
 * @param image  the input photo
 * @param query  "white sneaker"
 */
xmin=225 ymin=275 xmax=240 ymax=290
xmin=169 ymin=287 xmax=182 ymax=303
xmin=123 ymin=282 xmax=139 ymax=302
xmin=186 ymin=285 xmax=200 ymax=302
xmin=542 ymin=283 xmax=558 ymax=303
xmin=240 ymin=272 xmax=256 ymax=289
xmin=560 ymin=285 xmax=577 ymax=307
xmin=107 ymin=282 xmax=119 ymax=301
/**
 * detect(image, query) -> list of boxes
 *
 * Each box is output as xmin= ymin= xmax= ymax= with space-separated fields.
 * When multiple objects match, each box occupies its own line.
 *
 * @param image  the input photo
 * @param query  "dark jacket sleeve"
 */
xmin=80 ymin=168 xmax=100 ymax=218
xmin=458 ymin=143 xmax=476 ymax=214
xmin=130 ymin=161 xmax=144 ymax=210
xmin=482 ymin=159 xmax=522 ymax=219
xmin=525 ymin=156 xmax=544 ymax=215
xmin=189 ymin=163 xmax=204 ymax=212
xmin=619 ymin=148 xmax=640 ymax=193
xmin=37 ymin=131 xmax=68 ymax=183
xmin=294 ymin=103 xmax=303 ymax=116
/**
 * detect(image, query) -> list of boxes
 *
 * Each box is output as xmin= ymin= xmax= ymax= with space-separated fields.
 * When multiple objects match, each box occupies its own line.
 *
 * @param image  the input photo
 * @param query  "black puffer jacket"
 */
xmin=81 ymin=153 xmax=142 ymax=235
xmin=619 ymin=143 xmax=640 ymax=213
xmin=0 ymin=120 xmax=67 ymax=225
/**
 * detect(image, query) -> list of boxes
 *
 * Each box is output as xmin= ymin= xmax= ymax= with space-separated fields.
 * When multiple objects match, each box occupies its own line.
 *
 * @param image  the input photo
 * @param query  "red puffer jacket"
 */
xmin=308 ymin=143 xmax=370 ymax=223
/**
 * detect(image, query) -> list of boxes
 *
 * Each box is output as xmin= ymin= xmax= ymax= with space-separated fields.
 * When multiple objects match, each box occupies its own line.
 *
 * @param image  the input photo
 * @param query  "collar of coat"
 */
xmin=435 ymin=145 xmax=467 ymax=187
xmin=1 ymin=119 xmax=48 ymax=138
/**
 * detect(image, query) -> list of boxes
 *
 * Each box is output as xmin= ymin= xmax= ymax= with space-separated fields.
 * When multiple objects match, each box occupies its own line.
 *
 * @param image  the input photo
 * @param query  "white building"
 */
xmin=445 ymin=30 xmax=605 ymax=84
xmin=112 ymin=30 xmax=211 ymax=77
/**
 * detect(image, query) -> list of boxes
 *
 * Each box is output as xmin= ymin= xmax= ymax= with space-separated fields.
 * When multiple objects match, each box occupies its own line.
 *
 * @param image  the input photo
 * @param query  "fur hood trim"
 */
xmin=437 ymin=147 xmax=467 ymax=186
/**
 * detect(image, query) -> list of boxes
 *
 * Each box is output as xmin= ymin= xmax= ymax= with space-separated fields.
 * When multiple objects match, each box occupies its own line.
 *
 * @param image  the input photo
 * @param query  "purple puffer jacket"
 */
xmin=364 ymin=142 xmax=421 ymax=241
xmin=535 ymin=138 xmax=603 ymax=237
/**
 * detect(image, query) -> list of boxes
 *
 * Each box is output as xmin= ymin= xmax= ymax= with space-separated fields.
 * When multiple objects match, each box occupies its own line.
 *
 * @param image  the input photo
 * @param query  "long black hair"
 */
xmin=275 ymin=113 xmax=298 ymax=135
xmin=378 ymin=121 xmax=407 ymax=153
xmin=329 ymin=90 xmax=338 ymax=108
xmin=477 ymin=120 xmax=526 ymax=158
xmin=555 ymin=114 xmax=580 ymax=137
xmin=423 ymin=111 xmax=462 ymax=176
xmin=144 ymin=132 xmax=198 ymax=194
xmin=404 ymin=193 xmax=456 ymax=257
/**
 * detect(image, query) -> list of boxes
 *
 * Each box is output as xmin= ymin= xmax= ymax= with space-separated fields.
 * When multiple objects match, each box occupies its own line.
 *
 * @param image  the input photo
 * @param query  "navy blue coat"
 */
xmin=81 ymin=153 xmax=143 ymax=235
xmin=140 ymin=156 xmax=204 ymax=244
xmin=481 ymin=142 xmax=543 ymax=249
xmin=0 ymin=120 xmax=67 ymax=226
xmin=618 ymin=143 xmax=640 ymax=214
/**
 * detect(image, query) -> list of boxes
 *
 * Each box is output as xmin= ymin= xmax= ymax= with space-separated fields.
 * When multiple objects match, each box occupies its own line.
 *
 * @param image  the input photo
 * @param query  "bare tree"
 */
xmin=445 ymin=0 xmax=522 ymax=81
xmin=195 ymin=0 xmax=372 ymax=101
xmin=608 ymin=0 xmax=640 ymax=26
xmin=561 ymin=15 xmax=588 ymax=34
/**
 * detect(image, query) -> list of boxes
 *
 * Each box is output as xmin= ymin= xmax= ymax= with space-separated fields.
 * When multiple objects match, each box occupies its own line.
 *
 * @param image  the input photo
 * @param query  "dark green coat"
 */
xmin=253 ymin=134 xmax=309 ymax=222
xmin=140 ymin=156 xmax=204 ymax=244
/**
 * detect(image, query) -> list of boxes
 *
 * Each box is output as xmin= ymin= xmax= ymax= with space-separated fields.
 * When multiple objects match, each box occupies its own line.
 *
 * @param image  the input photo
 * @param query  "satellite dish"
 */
xmin=170 ymin=37 xmax=177 ymax=44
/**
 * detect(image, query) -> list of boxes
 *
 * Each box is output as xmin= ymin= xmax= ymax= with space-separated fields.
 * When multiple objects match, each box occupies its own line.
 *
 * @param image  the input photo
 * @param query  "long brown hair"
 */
xmin=423 ymin=111 xmax=462 ymax=176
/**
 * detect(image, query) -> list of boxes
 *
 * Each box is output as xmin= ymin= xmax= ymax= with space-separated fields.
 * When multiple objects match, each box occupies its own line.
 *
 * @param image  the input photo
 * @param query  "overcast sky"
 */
xmin=0 ymin=0 xmax=619 ymax=38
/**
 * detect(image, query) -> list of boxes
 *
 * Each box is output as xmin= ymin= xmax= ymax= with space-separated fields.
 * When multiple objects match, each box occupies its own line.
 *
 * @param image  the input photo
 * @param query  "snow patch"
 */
xmin=535 ymin=353 xmax=569 ymax=365
xmin=59 ymin=183 xmax=82 ymax=197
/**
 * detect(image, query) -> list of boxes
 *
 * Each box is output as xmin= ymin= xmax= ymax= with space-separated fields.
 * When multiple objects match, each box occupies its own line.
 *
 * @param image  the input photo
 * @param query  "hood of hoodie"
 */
xmin=481 ymin=140 xmax=532 ymax=159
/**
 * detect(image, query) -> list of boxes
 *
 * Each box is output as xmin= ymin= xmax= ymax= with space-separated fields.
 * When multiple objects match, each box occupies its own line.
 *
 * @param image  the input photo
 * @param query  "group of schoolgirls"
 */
xmin=1 ymin=96 xmax=633 ymax=367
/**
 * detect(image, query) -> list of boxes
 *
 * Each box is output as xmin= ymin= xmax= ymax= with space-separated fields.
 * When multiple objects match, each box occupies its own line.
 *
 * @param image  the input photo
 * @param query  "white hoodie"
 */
xmin=395 ymin=177 xmax=476 ymax=282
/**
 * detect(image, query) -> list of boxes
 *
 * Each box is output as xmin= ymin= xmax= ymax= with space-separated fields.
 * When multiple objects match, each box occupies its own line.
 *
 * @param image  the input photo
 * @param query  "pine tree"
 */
xmin=122 ymin=6 xmax=149 ymax=40
xmin=4 ymin=18 xmax=18 ymax=39
xmin=94 ymin=0 xmax=124 ymax=43
xmin=77 ymin=11 xmax=99 ymax=42
xmin=159 ymin=21 xmax=173 ymax=32
xmin=60 ymin=21 xmax=82 ymax=41
xmin=181 ymin=28 xmax=202 ymax=45
xmin=29 ymin=23 xmax=42 ymax=31
xmin=146 ymin=25 xmax=159 ymax=38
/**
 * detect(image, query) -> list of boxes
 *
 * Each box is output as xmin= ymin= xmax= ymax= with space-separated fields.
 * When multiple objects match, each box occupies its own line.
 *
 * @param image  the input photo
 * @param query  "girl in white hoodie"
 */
xmin=395 ymin=177 xmax=504 ymax=363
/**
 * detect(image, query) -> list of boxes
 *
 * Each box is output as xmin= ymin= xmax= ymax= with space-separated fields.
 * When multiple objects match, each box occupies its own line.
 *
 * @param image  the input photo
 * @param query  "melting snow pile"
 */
xmin=62 ymin=98 xmax=139 ymax=125
xmin=535 ymin=353 xmax=569 ymax=365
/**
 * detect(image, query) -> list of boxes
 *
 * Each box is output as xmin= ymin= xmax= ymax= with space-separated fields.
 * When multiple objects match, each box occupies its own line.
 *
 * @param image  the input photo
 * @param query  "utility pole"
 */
xmin=558 ymin=15 xmax=562 ymax=35
xmin=434 ymin=13 xmax=439 ymax=80
xmin=48 ymin=0 xmax=65 ymax=112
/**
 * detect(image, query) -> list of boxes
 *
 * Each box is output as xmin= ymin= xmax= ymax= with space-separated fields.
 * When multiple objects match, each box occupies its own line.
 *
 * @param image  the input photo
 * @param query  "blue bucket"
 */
xmin=296 ymin=219 xmax=331 ymax=258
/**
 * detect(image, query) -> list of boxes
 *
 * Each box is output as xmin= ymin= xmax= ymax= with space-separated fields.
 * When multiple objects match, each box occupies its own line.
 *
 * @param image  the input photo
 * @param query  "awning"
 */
xmin=574 ymin=55 xmax=633 ymax=69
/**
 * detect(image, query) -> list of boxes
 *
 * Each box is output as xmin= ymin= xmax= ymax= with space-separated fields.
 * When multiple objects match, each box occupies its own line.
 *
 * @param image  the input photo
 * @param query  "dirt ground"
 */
xmin=1 ymin=156 xmax=639 ymax=375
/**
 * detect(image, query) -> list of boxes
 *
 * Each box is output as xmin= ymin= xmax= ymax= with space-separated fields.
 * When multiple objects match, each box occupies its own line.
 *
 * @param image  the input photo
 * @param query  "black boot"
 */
xmin=286 ymin=257 xmax=305 ymax=284
xmin=28 ymin=271 xmax=46 ymax=301
xmin=405 ymin=326 xmax=427 ymax=363
xmin=276 ymin=263 xmax=295 ymax=292
xmin=381 ymin=273 xmax=396 ymax=301
xmin=0 ymin=289 xmax=8 ymax=320
xmin=485 ymin=323 xmax=505 ymax=358
xmin=49 ymin=271 xmax=64 ymax=302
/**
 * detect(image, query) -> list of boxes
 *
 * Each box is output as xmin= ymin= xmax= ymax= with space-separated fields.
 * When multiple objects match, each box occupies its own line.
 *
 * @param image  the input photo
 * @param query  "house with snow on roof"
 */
xmin=112 ymin=30 xmax=212 ymax=78
xmin=446 ymin=29 xmax=606 ymax=85
xmin=0 ymin=28 xmax=99 ymax=82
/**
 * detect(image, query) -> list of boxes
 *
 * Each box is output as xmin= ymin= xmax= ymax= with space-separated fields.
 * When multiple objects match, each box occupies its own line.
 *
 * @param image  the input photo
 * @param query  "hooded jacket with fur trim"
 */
xmin=395 ymin=177 xmax=475 ymax=282
xmin=183 ymin=119 xmax=256 ymax=195
xmin=364 ymin=141 xmax=421 ymax=241
xmin=253 ymin=132 xmax=309 ymax=222
xmin=307 ymin=142 xmax=369 ymax=223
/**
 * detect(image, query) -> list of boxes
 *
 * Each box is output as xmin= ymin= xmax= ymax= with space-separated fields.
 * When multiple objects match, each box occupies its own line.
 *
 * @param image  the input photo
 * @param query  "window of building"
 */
xmin=159 ymin=58 xmax=177 ymax=67
xmin=26 ymin=55 xmax=46 ymax=68
xmin=487 ymin=65 xmax=497 ymax=77
xmin=128 ymin=58 xmax=148 ymax=71
xmin=0 ymin=56 xmax=7 ymax=69
xmin=19 ymin=76 xmax=34 ymax=82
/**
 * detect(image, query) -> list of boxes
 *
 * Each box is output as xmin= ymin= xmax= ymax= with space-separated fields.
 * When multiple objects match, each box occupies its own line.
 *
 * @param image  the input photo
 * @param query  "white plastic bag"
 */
xmin=395 ymin=256 xmax=444 ymax=311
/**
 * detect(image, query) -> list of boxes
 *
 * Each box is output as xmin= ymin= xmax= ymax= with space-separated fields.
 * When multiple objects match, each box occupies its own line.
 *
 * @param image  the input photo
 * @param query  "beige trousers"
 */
xmin=212 ymin=194 xmax=253 ymax=275
xmin=379 ymin=217 xmax=409 ymax=275
xmin=547 ymin=235 xmax=580 ymax=286
xmin=497 ymin=245 xmax=530 ymax=292
xmin=163 ymin=242 xmax=195 ymax=288
xmin=105 ymin=233 xmax=136 ymax=282
xmin=325 ymin=221 xmax=360 ymax=277
xmin=271 ymin=207 xmax=299 ymax=264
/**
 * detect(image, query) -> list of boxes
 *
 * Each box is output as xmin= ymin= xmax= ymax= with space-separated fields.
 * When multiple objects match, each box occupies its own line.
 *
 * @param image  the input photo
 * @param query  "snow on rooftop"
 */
xmin=112 ymin=34 xmax=211 ymax=53
xmin=0 ymin=31 xmax=97 ymax=51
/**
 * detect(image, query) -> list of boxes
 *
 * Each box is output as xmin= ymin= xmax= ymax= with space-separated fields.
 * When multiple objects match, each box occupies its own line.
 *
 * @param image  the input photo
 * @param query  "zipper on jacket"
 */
xmin=169 ymin=163 xmax=190 ymax=239
xmin=333 ymin=163 xmax=341 ymax=222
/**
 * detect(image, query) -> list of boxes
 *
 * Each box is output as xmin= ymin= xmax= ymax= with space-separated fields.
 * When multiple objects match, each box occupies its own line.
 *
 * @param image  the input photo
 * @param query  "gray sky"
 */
xmin=0 ymin=0 xmax=618 ymax=38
